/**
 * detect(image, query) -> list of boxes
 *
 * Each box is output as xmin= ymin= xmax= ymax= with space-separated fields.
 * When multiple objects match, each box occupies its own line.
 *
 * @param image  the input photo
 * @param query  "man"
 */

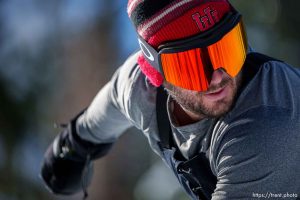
xmin=41 ymin=0 xmax=300 ymax=199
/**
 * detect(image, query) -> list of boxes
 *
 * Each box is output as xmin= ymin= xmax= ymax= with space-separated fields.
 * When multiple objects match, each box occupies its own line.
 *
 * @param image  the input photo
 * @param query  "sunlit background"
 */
xmin=0 ymin=0 xmax=299 ymax=200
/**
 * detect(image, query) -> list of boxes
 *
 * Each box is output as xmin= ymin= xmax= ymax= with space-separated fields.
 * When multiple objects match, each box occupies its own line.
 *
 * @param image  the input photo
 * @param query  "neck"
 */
xmin=173 ymin=101 xmax=205 ymax=126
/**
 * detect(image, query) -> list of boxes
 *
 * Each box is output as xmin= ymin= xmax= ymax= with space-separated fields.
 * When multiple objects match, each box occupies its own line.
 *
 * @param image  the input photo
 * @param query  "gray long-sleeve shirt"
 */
xmin=76 ymin=51 xmax=300 ymax=199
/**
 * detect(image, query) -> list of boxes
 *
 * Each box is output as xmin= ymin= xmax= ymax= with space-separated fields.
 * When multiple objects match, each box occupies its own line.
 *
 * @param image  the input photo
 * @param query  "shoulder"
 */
xmin=110 ymin=51 xmax=157 ymax=130
xmin=244 ymin=52 xmax=300 ymax=81
xmin=111 ymin=51 xmax=141 ymax=90
xmin=233 ymin=54 xmax=300 ymax=118
xmin=255 ymin=53 xmax=300 ymax=86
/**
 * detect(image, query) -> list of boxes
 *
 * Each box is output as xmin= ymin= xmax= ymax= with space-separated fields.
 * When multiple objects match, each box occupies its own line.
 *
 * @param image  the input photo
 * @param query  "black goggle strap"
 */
xmin=138 ymin=35 xmax=163 ymax=73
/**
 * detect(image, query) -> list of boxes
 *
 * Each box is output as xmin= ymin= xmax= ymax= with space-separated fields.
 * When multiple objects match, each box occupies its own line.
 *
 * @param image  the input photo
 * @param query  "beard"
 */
xmin=164 ymin=74 xmax=241 ymax=119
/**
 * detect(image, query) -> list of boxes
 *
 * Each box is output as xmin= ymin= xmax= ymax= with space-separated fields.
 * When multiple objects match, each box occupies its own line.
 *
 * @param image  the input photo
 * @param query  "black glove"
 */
xmin=40 ymin=112 xmax=113 ymax=195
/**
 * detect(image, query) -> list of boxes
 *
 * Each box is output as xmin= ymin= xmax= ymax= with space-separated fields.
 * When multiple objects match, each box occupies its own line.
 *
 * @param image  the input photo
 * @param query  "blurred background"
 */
xmin=0 ymin=0 xmax=299 ymax=200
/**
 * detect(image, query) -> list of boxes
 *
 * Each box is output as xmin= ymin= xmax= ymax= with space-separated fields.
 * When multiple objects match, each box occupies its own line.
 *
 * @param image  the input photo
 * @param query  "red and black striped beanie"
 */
xmin=127 ymin=0 xmax=233 ymax=87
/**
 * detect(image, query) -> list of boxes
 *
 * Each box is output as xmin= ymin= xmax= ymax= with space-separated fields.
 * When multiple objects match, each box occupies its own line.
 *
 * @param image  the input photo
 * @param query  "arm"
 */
xmin=40 ymin=52 xmax=144 ymax=195
xmin=40 ymin=112 xmax=113 ymax=195
xmin=211 ymin=106 xmax=300 ymax=199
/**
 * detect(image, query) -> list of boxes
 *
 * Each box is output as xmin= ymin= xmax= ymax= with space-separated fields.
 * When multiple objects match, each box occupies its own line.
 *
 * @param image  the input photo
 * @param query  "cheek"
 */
xmin=184 ymin=93 xmax=205 ymax=108
xmin=171 ymin=89 xmax=200 ymax=105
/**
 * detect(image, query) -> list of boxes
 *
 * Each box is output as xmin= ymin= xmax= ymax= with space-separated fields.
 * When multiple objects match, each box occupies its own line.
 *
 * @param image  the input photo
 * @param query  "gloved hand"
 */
xmin=40 ymin=112 xmax=113 ymax=195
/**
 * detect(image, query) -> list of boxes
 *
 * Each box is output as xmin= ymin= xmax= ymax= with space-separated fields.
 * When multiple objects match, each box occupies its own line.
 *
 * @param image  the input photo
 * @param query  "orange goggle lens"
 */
xmin=160 ymin=21 xmax=247 ymax=91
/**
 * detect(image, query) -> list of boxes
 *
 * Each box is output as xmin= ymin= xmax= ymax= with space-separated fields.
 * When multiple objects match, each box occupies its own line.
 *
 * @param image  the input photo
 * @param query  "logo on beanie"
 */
xmin=138 ymin=38 xmax=154 ymax=62
xmin=192 ymin=6 xmax=219 ymax=32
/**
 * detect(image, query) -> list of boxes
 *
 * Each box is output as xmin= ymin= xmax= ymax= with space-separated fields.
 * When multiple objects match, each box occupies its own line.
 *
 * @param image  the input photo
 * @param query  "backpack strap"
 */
xmin=177 ymin=152 xmax=217 ymax=200
xmin=156 ymin=86 xmax=172 ymax=149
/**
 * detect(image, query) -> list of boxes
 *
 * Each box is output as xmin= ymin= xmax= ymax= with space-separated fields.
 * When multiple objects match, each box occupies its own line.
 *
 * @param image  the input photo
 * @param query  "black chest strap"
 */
xmin=156 ymin=86 xmax=172 ymax=149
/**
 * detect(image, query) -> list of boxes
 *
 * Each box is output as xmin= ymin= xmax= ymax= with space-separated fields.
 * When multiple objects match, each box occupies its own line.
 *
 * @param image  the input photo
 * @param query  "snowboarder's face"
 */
xmin=164 ymin=68 xmax=242 ymax=119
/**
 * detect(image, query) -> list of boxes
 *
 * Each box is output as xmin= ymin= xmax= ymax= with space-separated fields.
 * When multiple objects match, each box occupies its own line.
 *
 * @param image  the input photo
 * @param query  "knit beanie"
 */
xmin=127 ymin=0 xmax=234 ymax=87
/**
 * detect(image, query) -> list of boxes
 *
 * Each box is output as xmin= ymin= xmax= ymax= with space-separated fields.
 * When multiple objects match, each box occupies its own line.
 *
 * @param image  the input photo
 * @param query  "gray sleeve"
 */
xmin=76 ymin=52 xmax=145 ymax=143
xmin=211 ymin=106 xmax=300 ymax=199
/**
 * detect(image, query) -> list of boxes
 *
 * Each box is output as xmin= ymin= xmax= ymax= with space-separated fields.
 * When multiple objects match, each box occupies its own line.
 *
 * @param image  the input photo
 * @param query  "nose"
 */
xmin=209 ymin=68 xmax=227 ymax=86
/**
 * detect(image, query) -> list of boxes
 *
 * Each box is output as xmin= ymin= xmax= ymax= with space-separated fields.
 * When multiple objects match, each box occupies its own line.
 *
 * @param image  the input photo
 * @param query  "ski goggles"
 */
xmin=138 ymin=12 xmax=247 ymax=91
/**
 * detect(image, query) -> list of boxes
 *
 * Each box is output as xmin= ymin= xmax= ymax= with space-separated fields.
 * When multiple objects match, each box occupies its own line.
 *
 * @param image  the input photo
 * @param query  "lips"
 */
xmin=204 ymin=85 xmax=229 ymax=101
xmin=205 ymin=86 xmax=225 ymax=95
